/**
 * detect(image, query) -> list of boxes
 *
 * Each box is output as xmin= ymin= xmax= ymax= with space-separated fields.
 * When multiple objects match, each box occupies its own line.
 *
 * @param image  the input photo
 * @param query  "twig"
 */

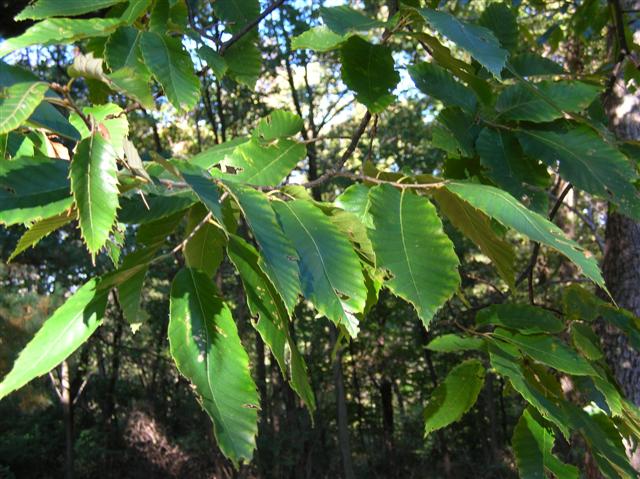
xmin=515 ymin=183 xmax=573 ymax=304
xmin=219 ymin=0 xmax=286 ymax=55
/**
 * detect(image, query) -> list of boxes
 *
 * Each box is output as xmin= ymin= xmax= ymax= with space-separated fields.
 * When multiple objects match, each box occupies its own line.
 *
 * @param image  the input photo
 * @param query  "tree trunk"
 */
xmin=330 ymin=326 xmax=355 ymax=479
xmin=60 ymin=360 xmax=74 ymax=479
xmin=599 ymin=0 xmax=640 ymax=471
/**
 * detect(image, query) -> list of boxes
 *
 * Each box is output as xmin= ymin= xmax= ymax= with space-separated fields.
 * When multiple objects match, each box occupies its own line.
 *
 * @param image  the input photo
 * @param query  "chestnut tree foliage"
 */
xmin=1 ymin=0 xmax=640 ymax=476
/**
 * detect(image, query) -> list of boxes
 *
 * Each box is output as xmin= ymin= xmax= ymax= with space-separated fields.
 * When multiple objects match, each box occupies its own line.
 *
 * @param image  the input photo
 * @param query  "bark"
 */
xmin=598 ymin=0 xmax=640 ymax=472
xmin=60 ymin=360 xmax=74 ymax=479
xmin=330 ymin=326 xmax=355 ymax=479
xmin=601 ymin=0 xmax=640 ymax=408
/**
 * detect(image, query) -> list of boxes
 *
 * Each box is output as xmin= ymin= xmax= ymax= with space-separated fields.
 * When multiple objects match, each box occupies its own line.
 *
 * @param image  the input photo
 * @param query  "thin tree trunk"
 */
xmin=60 ymin=360 xmax=74 ymax=479
xmin=330 ymin=326 xmax=355 ymax=479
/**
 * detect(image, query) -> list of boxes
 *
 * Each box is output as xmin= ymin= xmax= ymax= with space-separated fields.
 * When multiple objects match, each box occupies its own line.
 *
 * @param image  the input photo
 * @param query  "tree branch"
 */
xmin=219 ymin=0 xmax=286 ymax=55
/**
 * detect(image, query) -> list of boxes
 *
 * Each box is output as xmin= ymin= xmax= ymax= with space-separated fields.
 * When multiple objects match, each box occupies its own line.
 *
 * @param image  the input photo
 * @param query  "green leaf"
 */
xmin=119 ymin=191 xmax=195 ymax=224
xmin=427 ymin=334 xmax=485 ymax=353
xmin=178 ymin=165 xmax=225 ymax=222
xmin=219 ymin=138 xmax=305 ymax=187
xmin=70 ymin=133 xmax=119 ymax=258
xmin=507 ymin=53 xmax=565 ymax=77
xmin=213 ymin=0 xmax=259 ymax=34
xmin=0 ymin=82 xmax=49 ymax=134
xmin=0 ymin=18 xmax=122 ymax=57
xmin=517 ymin=127 xmax=640 ymax=220
xmin=493 ymin=328 xmax=597 ymax=376
xmin=8 ymin=209 xmax=75 ymax=261
xmin=512 ymin=408 xmax=579 ymax=479
xmin=105 ymin=26 xmax=149 ymax=74
xmin=183 ymin=203 xmax=225 ymax=277
xmin=417 ymin=8 xmax=508 ymax=78
xmin=253 ymin=110 xmax=303 ymax=142
xmin=478 ymin=3 xmax=518 ymax=52
xmin=409 ymin=62 xmax=477 ymax=113
xmin=445 ymin=182 xmax=605 ymax=289
xmin=291 ymin=26 xmax=347 ymax=52
xmin=227 ymin=235 xmax=315 ymax=412
xmin=476 ymin=127 xmax=549 ymax=204
xmin=335 ymin=183 xmax=373 ymax=229
xmin=115 ymin=246 xmax=161 ymax=325
xmin=69 ymin=103 xmax=129 ymax=157
xmin=223 ymin=38 xmax=261 ymax=89
xmin=120 ymin=0 xmax=151 ymax=24
xmin=0 ymin=61 xmax=81 ymax=141
xmin=273 ymin=200 xmax=367 ymax=338
xmin=140 ymin=32 xmax=200 ymax=111
xmin=0 ymin=279 xmax=108 ymax=399
xmin=562 ymin=284 xmax=603 ymax=321
xmin=496 ymin=81 xmax=599 ymax=122
xmin=368 ymin=185 xmax=460 ymax=329
xmin=432 ymin=188 xmax=515 ymax=288
xmin=489 ymin=344 xmax=570 ymax=438
xmin=0 ymin=156 xmax=73 ymax=226
xmin=15 ymin=0 xmax=126 ymax=20
xmin=169 ymin=268 xmax=259 ymax=466
xmin=571 ymin=322 xmax=603 ymax=360
xmin=434 ymin=107 xmax=478 ymax=157
xmin=198 ymin=45 xmax=228 ymax=78
xmin=320 ymin=6 xmax=385 ymax=35
xmin=189 ymin=137 xmax=248 ymax=170
xmin=223 ymin=183 xmax=301 ymax=315
xmin=340 ymin=36 xmax=399 ymax=113
xmin=149 ymin=0 xmax=170 ymax=32
xmin=107 ymin=67 xmax=154 ymax=110
xmin=476 ymin=304 xmax=565 ymax=334
xmin=423 ymin=359 xmax=485 ymax=436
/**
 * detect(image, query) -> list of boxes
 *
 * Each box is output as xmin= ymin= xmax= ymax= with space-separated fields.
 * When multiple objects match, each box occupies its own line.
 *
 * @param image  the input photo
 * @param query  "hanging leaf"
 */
xmin=507 ymin=53 xmax=565 ymax=77
xmin=70 ymin=133 xmax=119 ymax=258
xmin=427 ymin=334 xmax=485 ymax=353
xmin=273 ymin=199 xmax=367 ymax=337
xmin=570 ymin=323 xmax=604 ymax=361
xmin=0 ymin=279 xmax=108 ymax=399
xmin=105 ymin=26 xmax=149 ymax=74
xmin=496 ymin=81 xmax=599 ymax=122
xmin=183 ymin=203 xmax=225 ymax=277
xmin=169 ymin=268 xmax=259 ymax=466
xmin=198 ymin=45 xmax=228 ymax=79
xmin=409 ymin=62 xmax=478 ymax=113
xmin=8 ymin=209 xmax=75 ymax=261
xmin=223 ymin=183 xmax=301 ymax=314
xmin=189 ymin=137 xmax=248 ymax=170
xmin=517 ymin=127 xmax=640 ymax=220
xmin=445 ymin=182 xmax=606 ymax=289
xmin=423 ymin=359 xmax=485 ymax=436
xmin=479 ymin=3 xmax=519 ymax=52
xmin=432 ymin=188 xmax=516 ymax=288
xmin=69 ymin=103 xmax=129 ymax=157
xmin=340 ymin=36 xmax=400 ymax=113
xmin=493 ymin=328 xmax=597 ymax=376
xmin=223 ymin=38 xmax=261 ymax=89
xmin=335 ymin=183 xmax=374 ymax=229
xmin=0 ymin=18 xmax=122 ymax=57
xmin=218 ymin=138 xmax=305 ymax=187
xmin=368 ymin=185 xmax=460 ymax=329
xmin=0 ymin=156 xmax=73 ymax=226
xmin=476 ymin=127 xmax=549 ymax=205
xmin=291 ymin=26 xmax=347 ymax=52
xmin=0 ymin=82 xmax=50 ymax=134
xmin=227 ymin=235 xmax=315 ymax=412
xmin=119 ymin=191 xmax=196 ymax=224
xmin=140 ymin=32 xmax=200 ymax=111
xmin=476 ymin=304 xmax=565 ymax=334
xmin=512 ymin=408 xmax=579 ymax=479
xmin=320 ymin=6 xmax=385 ymax=35
xmin=417 ymin=8 xmax=508 ymax=78
xmin=253 ymin=110 xmax=303 ymax=142
xmin=15 ymin=0 xmax=126 ymax=20
xmin=489 ymin=345 xmax=570 ymax=438
xmin=0 ymin=62 xmax=81 ymax=141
